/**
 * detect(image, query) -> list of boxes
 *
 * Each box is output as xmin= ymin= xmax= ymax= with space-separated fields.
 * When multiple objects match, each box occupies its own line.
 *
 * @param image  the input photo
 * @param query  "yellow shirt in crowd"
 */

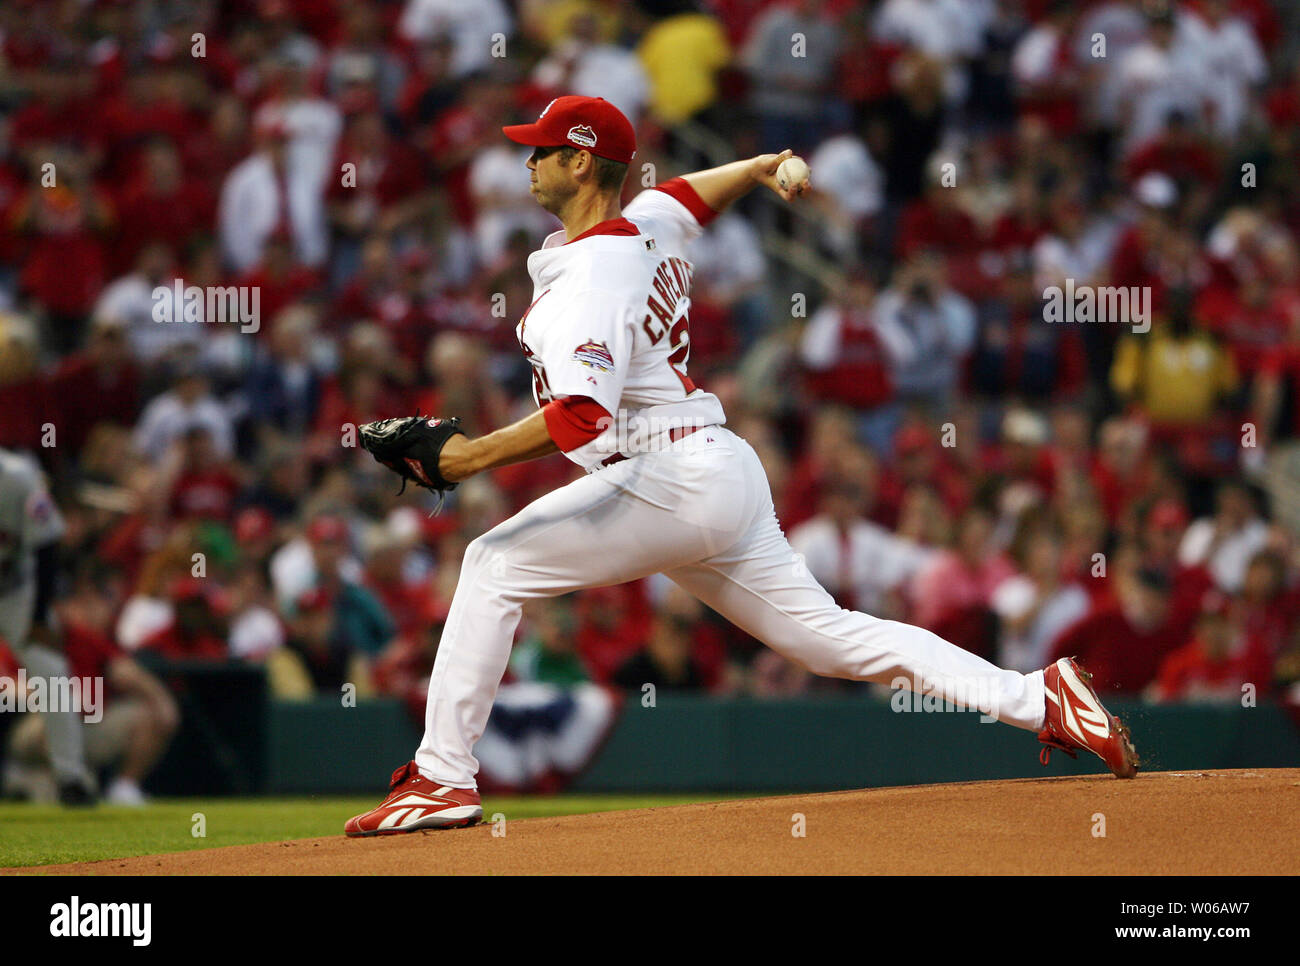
xmin=1110 ymin=328 xmax=1238 ymax=425
xmin=637 ymin=14 xmax=732 ymax=125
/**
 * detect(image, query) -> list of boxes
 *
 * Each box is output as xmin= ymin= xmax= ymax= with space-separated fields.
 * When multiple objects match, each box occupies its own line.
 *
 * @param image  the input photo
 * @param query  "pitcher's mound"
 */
xmin=24 ymin=769 xmax=1300 ymax=875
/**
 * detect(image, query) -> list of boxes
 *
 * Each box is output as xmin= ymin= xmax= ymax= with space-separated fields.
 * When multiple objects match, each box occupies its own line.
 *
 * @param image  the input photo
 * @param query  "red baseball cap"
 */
xmin=503 ymin=95 xmax=636 ymax=164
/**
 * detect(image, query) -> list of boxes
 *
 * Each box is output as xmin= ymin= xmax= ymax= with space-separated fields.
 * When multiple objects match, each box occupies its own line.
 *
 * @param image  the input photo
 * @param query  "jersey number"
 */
xmin=523 ymin=343 xmax=555 ymax=404
xmin=643 ymin=296 xmax=696 ymax=394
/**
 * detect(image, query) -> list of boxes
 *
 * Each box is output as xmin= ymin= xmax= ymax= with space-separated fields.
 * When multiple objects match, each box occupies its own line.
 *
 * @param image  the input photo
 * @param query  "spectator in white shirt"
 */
xmin=467 ymin=144 xmax=560 ymax=267
xmin=873 ymin=253 xmax=976 ymax=410
xmin=254 ymin=61 xmax=344 ymax=196
xmin=992 ymin=519 xmax=1091 ymax=672
xmin=789 ymin=446 xmax=934 ymax=618
xmin=807 ymin=132 xmax=884 ymax=260
xmin=1075 ymin=0 xmax=1149 ymax=131
xmin=93 ymin=242 xmax=197 ymax=367
xmin=132 ymin=363 xmax=235 ymax=463
xmin=219 ymin=114 xmax=329 ymax=273
xmin=270 ymin=513 xmax=365 ymax=612
xmin=1191 ymin=0 xmax=1266 ymax=142
xmin=399 ymin=0 xmax=513 ymax=79
xmin=686 ymin=211 xmax=768 ymax=342
xmin=1113 ymin=3 xmax=1213 ymax=152
xmin=874 ymin=0 xmax=992 ymax=103
xmin=532 ymin=11 xmax=650 ymax=122
xmin=1179 ymin=481 xmax=1271 ymax=594
xmin=1031 ymin=194 xmax=1118 ymax=293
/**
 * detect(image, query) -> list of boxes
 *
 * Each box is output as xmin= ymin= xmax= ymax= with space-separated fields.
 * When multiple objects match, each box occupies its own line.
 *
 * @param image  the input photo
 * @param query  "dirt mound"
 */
xmin=14 ymin=770 xmax=1300 ymax=875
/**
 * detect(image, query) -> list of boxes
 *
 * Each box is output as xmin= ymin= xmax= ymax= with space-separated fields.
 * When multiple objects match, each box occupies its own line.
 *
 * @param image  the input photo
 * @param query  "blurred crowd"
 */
xmin=1 ymin=0 xmax=1299 ymax=731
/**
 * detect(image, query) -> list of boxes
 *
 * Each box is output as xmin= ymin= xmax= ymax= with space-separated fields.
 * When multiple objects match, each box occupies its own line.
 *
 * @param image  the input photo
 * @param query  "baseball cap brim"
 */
xmin=502 ymin=123 xmax=562 ymax=148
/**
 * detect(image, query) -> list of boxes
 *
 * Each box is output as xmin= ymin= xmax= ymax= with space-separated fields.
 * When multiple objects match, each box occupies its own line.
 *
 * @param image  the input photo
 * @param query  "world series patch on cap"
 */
xmin=503 ymin=95 xmax=637 ymax=164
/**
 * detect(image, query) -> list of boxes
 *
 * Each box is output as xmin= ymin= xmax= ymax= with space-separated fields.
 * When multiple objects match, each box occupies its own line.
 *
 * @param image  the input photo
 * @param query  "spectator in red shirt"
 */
xmin=181 ymin=94 xmax=251 ymax=187
xmin=799 ymin=277 xmax=895 ymax=413
xmin=1234 ymin=548 xmax=1295 ymax=660
xmin=1090 ymin=417 xmax=1154 ymax=527
xmin=310 ymin=325 xmax=412 ymax=460
xmin=989 ymin=175 xmax=1048 ymax=263
xmin=1050 ymin=565 xmax=1184 ymax=694
xmin=895 ymin=168 xmax=981 ymax=262
xmin=411 ymin=332 xmax=512 ymax=439
xmin=889 ymin=421 xmax=971 ymax=519
xmin=1123 ymin=112 xmax=1218 ymax=217
xmin=612 ymin=585 xmax=713 ymax=693
xmin=422 ymin=74 xmax=516 ymax=226
xmin=575 ymin=583 xmax=653 ymax=684
xmin=783 ymin=407 xmax=863 ymax=531
xmin=986 ymin=408 xmax=1059 ymax=504
xmin=327 ymin=98 xmax=431 ymax=246
xmin=97 ymin=64 xmax=198 ymax=183
xmin=111 ymin=136 xmax=215 ymax=275
xmin=233 ymin=231 xmax=324 ymax=334
xmin=363 ymin=527 xmax=434 ymax=637
xmin=167 ymin=426 xmax=242 ymax=523
xmin=12 ymin=150 xmax=115 ymax=350
xmin=911 ymin=505 xmax=1015 ymax=643
xmin=372 ymin=606 xmax=446 ymax=725
xmin=1139 ymin=498 xmax=1213 ymax=634
xmin=140 ymin=578 xmax=229 ymax=661
xmin=48 ymin=315 xmax=141 ymax=456
xmin=1152 ymin=593 xmax=1269 ymax=703
xmin=9 ymin=74 xmax=103 ymax=154
xmin=1196 ymin=264 xmax=1295 ymax=379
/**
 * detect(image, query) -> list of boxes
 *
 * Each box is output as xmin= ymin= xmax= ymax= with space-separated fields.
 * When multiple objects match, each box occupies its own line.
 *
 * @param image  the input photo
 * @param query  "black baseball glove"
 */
xmin=358 ymin=415 xmax=466 ymax=499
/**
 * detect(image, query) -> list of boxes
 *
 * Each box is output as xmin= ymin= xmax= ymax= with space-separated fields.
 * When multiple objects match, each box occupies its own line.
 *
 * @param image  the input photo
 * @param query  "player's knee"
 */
xmin=461 ymin=535 xmax=495 ymax=572
xmin=149 ymin=699 xmax=181 ymax=739
xmin=462 ymin=535 xmax=511 ymax=584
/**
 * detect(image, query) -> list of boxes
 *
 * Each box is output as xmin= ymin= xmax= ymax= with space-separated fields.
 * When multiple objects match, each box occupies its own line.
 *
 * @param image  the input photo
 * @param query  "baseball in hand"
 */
xmin=776 ymin=156 xmax=810 ymax=192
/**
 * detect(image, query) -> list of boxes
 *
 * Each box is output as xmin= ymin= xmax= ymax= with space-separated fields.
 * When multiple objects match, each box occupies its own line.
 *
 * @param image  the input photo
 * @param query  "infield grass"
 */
xmin=0 ymin=793 xmax=733 ymax=868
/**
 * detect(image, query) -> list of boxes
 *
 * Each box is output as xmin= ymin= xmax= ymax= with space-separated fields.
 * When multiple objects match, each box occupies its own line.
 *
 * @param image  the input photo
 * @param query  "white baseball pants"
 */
xmin=415 ymin=427 xmax=1046 ymax=787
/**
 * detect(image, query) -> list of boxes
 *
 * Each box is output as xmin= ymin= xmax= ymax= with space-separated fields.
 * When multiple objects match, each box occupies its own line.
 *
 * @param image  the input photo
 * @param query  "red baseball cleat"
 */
xmin=345 ymin=761 xmax=483 ymax=836
xmin=1038 ymin=657 xmax=1139 ymax=779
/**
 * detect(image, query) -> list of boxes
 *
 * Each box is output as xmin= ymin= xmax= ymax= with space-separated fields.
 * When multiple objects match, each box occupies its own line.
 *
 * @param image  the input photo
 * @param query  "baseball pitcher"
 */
xmin=346 ymin=96 xmax=1137 ymax=835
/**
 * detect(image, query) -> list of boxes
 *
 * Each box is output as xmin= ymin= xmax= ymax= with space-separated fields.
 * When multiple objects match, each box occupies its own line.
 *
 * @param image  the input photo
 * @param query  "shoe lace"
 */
xmin=1038 ymin=730 xmax=1079 ymax=766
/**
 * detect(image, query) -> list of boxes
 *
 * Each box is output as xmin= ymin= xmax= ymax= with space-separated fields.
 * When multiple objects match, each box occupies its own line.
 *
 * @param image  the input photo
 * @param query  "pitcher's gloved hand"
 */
xmin=358 ymin=415 xmax=466 ymax=497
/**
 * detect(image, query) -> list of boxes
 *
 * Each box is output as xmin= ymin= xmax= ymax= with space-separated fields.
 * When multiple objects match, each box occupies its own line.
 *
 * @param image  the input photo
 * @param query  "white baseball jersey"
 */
xmin=0 ymin=449 xmax=65 ymax=648
xmin=517 ymin=180 xmax=727 ymax=470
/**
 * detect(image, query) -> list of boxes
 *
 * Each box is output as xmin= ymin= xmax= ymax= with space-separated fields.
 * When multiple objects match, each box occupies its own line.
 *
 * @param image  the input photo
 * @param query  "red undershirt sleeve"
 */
xmin=654 ymin=177 xmax=720 ymax=227
xmin=542 ymin=396 xmax=612 ymax=452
